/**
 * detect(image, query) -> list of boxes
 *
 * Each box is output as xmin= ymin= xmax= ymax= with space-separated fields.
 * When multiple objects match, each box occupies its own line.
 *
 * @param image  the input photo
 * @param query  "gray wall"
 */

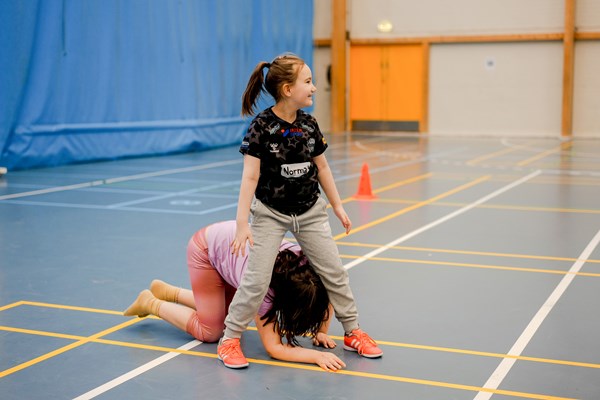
xmin=313 ymin=0 xmax=600 ymax=137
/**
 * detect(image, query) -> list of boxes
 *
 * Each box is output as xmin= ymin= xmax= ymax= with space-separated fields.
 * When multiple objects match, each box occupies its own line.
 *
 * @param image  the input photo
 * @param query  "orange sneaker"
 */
xmin=217 ymin=338 xmax=249 ymax=369
xmin=343 ymin=329 xmax=383 ymax=358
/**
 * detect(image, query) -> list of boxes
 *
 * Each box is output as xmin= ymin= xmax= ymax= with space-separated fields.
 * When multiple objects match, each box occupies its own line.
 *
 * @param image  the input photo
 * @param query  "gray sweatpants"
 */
xmin=223 ymin=196 xmax=360 ymax=339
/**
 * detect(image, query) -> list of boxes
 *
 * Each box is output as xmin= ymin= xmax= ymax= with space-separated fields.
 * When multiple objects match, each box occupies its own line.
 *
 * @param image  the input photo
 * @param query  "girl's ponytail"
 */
xmin=241 ymin=61 xmax=270 ymax=116
xmin=241 ymin=54 xmax=305 ymax=117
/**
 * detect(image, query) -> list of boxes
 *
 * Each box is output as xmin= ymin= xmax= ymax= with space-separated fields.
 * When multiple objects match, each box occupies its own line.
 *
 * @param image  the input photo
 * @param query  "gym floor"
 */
xmin=1 ymin=133 xmax=599 ymax=399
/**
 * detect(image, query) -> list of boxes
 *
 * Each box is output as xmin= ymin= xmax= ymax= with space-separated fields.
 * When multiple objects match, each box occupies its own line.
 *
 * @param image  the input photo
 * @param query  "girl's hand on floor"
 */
xmin=313 ymin=332 xmax=337 ymax=349
xmin=315 ymin=352 xmax=346 ymax=372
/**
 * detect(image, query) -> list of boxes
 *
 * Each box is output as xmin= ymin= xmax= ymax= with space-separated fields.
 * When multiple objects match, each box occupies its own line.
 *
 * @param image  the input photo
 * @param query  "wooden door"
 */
xmin=349 ymin=45 xmax=382 ymax=121
xmin=350 ymin=44 xmax=425 ymax=131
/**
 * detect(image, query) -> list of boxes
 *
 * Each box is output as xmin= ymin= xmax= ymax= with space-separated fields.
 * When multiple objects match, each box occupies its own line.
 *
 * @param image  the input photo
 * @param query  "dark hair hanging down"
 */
xmin=261 ymin=249 xmax=330 ymax=347
xmin=241 ymin=53 xmax=305 ymax=117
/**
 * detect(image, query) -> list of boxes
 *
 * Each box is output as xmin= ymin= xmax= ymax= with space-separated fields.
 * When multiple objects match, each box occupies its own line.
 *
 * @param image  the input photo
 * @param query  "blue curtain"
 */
xmin=0 ymin=0 xmax=313 ymax=170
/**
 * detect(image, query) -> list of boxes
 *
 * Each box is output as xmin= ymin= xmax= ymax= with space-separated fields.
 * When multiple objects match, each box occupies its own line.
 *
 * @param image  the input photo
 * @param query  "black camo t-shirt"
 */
xmin=239 ymin=108 xmax=328 ymax=215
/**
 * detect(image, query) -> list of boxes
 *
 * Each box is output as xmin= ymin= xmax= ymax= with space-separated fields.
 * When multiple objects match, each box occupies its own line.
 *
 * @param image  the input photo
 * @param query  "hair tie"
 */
xmin=265 ymin=62 xmax=271 ymax=69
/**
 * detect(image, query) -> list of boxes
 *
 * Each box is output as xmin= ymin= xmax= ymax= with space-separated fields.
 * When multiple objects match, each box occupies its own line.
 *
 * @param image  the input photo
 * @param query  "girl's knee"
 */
xmin=200 ymin=330 xmax=223 ymax=343
xmin=186 ymin=315 xmax=223 ymax=343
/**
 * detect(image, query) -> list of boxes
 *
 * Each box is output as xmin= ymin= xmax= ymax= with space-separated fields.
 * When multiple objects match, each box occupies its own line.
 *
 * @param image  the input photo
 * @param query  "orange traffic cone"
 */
xmin=353 ymin=163 xmax=377 ymax=200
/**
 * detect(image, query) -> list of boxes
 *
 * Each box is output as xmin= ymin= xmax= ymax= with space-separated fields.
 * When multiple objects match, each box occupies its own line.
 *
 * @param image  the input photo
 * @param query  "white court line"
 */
xmin=344 ymin=169 xmax=542 ymax=270
xmin=0 ymin=135 xmax=368 ymax=203
xmin=473 ymin=228 xmax=600 ymax=400
xmin=72 ymin=340 xmax=201 ymax=400
xmin=106 ymin=180 xmax=239 ymax=209
xmin=0 ymin=159 xmax=241 ymax=201
xmin=1 ymin=200 xmax=238 ymax=216
xmin=2 ymin=181 xmax=241 ymax=214
xmin=71 ymin=170 xmax=541 ymax=398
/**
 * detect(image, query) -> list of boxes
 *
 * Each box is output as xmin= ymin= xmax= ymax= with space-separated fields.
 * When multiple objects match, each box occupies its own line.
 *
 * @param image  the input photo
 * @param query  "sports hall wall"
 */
xmin=313 ymin=0 xmax=600 ymax=137
xmin=0 ymin=1 xmax=313 ymax=171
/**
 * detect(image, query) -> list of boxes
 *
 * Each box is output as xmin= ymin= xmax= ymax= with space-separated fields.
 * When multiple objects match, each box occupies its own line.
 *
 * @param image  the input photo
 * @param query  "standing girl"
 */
xmin=219 ymin=53 xmax=382 ymax=368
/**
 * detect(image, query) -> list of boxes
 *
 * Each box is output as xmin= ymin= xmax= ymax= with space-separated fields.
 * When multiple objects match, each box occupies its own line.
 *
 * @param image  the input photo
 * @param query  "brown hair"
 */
xmin=241 ymin=53 xmax=306 ymax=117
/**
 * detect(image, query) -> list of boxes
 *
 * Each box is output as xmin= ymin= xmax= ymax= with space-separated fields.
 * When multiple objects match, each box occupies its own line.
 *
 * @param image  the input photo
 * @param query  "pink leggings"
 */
xmin=185 ymin=228 xmax=236 ymax=342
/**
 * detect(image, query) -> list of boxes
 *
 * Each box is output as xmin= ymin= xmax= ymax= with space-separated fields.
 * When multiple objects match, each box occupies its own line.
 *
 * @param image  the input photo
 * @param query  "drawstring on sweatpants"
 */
xmin=291 ymin=213 xmax=300 ymax=233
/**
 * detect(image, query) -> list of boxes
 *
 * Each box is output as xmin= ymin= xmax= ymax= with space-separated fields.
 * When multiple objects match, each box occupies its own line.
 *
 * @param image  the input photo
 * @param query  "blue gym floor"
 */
xmin=1 ymin=134 xmax=599 ymax=399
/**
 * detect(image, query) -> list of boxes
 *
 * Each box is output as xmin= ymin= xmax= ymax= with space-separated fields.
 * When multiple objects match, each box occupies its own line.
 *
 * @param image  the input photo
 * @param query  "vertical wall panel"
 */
xmin=350 ymin=0 xmax=564 ymax=38
xmin=312 ymin=47 xmax=332 ymax=132
xmin=429 ymin=42 xmax=563 ymax=136
xmin=577 ymin=0 xmax=600 ymax=31
xmin=313 ymin=0 xmax=332 ymax=39
xmin=573 ymin=41 xmax=600 ymax=137
xmin=312 ymin=0 xmax=333 ymax=132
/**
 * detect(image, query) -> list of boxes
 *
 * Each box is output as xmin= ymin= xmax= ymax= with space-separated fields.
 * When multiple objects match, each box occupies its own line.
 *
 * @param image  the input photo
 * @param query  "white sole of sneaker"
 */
xmin=343 ymin=345 xmax=383 ymax=358
xmin=218 ymin=356 xmax=249 ymax=369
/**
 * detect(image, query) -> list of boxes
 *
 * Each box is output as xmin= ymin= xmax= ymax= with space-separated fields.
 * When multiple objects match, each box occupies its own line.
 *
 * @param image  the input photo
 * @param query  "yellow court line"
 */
xmin=468 ymin=202 xmax=600 ymax=215
xmin=0 ymin=325 xmax=577 ymax=399
xmin=545 ymin=162 xmax=600 ymax=170
xmin=352 ymin=337 xmax=600 ymax=370
xmin=517 ymin=141 xmax=573 ymax=167
xmin=0 ymin=318 xmax=143 ymax=378
xmin=331 ymin=372 xmax=573 ymax=400
xmin=0 ymin=325 xmax=84 ymax=341
xmin=339 ymin=254 xmax=600 ymax=277
xmin=337 ymin=172 xmax=433 ymax=205
xmin=336 ymin=241 xmax=600 ymax=265
xmin=242 ymin=359 xmax=574 ymax=400
xmin=4 ymin=324 xmax=600 ymax=371
xmin=0 ymin=300 xmax=156 ymax=318
xmin=65 ymin=337 xmax=588 ymax=399
xmin=0 ymin=301 xmax=26 ymax=312
xmin=18 ymin=300 xmax=126 ymax=315
xmin=0 ymin=325 xmax=213 ymax=356
xmin=372 ymin=173 xmax=434 ymax=195
xmin=530 ymin=176 xmax=600 ymax=187
xmin=466 ymin=141 xmax=536 ymax=166
xmin=373 ymin=197 xmax=600 ymax=215
xmin=333 ymin=175 xmax=491 ymax=240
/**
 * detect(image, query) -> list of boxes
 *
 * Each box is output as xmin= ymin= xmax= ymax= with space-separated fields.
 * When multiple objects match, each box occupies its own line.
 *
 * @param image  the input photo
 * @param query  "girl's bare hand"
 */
xmin=315 ymin=352 xmax=346 ymax=372
xmin=333 ymin=205 xmax=352 ymax=234
xmin=313 ymin=332 xmax=337 ymax=349
xmin=230 ymin=223 xmax=253 ymax=256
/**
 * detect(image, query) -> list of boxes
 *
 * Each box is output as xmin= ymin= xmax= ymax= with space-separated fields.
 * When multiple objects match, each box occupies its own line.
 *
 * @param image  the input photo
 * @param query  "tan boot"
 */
xmin=123 ymin=290 xmax=162 ymax=317
xmin=150 ymin=279 xmax=181 ymax=303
